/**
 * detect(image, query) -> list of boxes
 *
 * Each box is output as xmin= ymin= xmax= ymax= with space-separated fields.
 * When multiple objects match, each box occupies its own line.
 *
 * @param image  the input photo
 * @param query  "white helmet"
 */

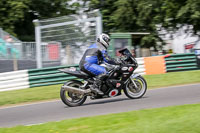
xmin=97 ymin=33 xmax=110 ymax=49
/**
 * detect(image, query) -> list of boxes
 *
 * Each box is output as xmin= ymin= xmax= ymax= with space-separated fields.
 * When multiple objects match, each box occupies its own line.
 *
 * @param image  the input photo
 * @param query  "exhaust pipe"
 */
xmin=62 ymin=85 xmax=91 ymax=95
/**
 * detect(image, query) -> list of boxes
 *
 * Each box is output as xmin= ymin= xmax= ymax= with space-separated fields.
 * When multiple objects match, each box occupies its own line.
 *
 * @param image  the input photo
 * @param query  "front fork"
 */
xmin=129 ymin=73 xmax=141 ymax=88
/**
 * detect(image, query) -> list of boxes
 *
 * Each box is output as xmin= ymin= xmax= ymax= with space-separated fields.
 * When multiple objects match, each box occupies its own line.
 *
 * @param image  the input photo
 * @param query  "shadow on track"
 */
xmin=64 ymin=96 xmax=148 ymax=108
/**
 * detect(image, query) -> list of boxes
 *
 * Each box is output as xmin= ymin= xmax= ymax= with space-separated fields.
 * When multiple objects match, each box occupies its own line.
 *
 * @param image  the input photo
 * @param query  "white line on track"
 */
xmin=0 ymin=99 xmax=60 ymax=110
xmin=26 ymin=123 xmax=45 ymax=126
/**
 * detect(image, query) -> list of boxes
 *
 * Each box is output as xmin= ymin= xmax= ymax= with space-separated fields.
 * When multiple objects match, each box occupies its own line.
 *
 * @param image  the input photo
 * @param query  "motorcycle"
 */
xmin=59 ymin=48 xmax=147 ymax=107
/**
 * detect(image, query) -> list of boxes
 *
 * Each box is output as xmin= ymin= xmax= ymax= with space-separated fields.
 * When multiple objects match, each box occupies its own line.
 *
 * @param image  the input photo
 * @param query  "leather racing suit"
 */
xmin=79 ymin=43 xmax=118 ymax=76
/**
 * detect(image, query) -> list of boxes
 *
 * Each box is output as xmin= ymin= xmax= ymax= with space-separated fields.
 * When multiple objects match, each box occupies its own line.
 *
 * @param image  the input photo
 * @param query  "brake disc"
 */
xmin=129 ymin=80 xmax=142 ymax=93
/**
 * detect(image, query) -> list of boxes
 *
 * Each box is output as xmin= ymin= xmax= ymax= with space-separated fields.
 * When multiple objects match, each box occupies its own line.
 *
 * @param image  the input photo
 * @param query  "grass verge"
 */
xmin=145 ymin=70 xmax=200 ymax=88
xmin=0 ymin=70 xmax=200 ymax=107
xmin=0 ymin=84 xmax=62 ymax=106
xmin=0 ymin=103 xmax=200 ymax=133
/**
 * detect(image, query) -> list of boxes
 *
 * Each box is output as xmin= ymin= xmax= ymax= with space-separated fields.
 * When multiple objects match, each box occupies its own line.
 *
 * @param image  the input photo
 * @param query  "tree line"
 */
xmin=0 ymin=0 xmax=200 ymax=48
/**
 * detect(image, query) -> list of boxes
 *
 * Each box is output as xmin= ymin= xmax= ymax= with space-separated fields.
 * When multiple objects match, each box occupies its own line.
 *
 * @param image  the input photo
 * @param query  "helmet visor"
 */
xmin=103 ymin=36 xmax=110 ymax=43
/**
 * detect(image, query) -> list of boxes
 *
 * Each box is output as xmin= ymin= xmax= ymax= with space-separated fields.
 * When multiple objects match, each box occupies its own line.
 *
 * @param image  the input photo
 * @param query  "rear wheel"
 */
xmin=60 ymin=80 xmax=87 ymax=107
xmin=124 ymin=75 xmax=147 ymax=99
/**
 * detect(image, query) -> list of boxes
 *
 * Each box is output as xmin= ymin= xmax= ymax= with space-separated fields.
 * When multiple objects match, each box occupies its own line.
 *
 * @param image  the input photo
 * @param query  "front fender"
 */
xmin=131 ymin=73 xmax=141 ymax=79
xmin=124 ymin=73 xmax=141 ymax=84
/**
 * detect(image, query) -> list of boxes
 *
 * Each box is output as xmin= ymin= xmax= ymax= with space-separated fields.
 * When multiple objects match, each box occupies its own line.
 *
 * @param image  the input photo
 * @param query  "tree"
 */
xmin=88 ymin=0 xmax=200 ymax=48
xmin=89 ymin=0 xmax=117 ymax=32
xmin=89 ymin=0 xmax=165 ymax=48
xmin=0 ymin=0 xmax=77 ymax=41
xmin=0 ymin=0 xmax=29 ymax=36
xmin=163 ymin=0 xmax=200 ymax=34
xmin=2 ymin=0 xmax=200 ymax=43
xmin=14 ymin=0 xmax=76 ymax=41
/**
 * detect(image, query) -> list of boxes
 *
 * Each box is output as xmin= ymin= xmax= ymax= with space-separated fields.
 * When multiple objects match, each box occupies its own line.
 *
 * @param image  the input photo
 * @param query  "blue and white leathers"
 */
xmin=79 ymin=43 xmax=118 ymax=76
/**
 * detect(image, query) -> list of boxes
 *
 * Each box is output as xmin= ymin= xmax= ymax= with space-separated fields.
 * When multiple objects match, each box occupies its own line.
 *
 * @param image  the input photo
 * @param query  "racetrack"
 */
xmin=0 ymin=83 xmax=200 ymax=127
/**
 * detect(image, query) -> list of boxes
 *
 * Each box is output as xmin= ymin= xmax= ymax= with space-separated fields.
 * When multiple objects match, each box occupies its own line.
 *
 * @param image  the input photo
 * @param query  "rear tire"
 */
xmin=60 ymin=80 xmax=87 ymax=107
xmin=124 ymin=75 xmax=147 ymax=99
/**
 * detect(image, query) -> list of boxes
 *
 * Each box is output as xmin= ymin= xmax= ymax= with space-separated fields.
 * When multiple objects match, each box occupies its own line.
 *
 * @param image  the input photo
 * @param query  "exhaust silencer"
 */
xmin=62 ymin=85 xmax=91 ymax=95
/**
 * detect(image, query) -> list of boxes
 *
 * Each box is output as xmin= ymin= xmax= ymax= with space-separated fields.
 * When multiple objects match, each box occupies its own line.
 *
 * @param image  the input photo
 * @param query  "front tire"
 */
xmin=124 ymin=75 xmax=147 ymax=99
xmin=60 ymin=80 xmax=87 ymax=107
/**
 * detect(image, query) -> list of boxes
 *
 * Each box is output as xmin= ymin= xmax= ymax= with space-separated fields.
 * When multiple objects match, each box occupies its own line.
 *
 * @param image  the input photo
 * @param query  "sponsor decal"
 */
xmin=116 ymin=83 xmax=121 ymax=88
xmin=128 ymin=67 xmax=134 ymax=72
xmin=122 ymin=67 xmax=128 ymax=71
xmin=109 ymin=89 xmax=118 ymax=97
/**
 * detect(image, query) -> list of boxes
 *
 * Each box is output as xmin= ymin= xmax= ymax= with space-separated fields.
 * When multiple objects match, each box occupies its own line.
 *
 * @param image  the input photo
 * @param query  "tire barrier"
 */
xmin=0 ymin=54 xmax=199 ymax=92
xmin=0 ymin=70 xmax=29 ymax=92
xmin=28 ymin=58 xmax=146 ymax=88
xmin=164 ymin=53 xmax=198 ymax=72
xmin=135 ymin=58 xmax=146 ymax=75
xmin=28 ymin=65 xmax=78 ymax=88
xmin=0 ymin=58 xmax=146 ymax=91
xmin=144 ymin=56 xmax=166 ymax=75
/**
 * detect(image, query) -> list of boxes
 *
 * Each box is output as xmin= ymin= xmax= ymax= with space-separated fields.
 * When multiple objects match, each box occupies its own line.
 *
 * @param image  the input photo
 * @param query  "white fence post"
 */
xmin=33 ymin=19 xmax=42 ymax=68
xmin=96 ymin=12 xmax=103 ymax=38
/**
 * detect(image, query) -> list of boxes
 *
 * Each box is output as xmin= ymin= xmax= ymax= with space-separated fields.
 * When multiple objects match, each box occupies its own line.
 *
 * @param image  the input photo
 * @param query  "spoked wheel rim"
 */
xmin=126 ymin=76 xmax=146 ymax=97
xmin=63 ymin=83 xmax=85 ymax=103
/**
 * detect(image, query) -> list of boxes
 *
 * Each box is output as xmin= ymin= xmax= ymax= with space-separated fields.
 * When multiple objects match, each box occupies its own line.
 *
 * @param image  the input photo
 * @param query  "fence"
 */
xmin=164 ymin=53 xmax=198 ymax=72
xmin=0 ymin=42 xmax=62 ymax=72
xmin=0 ymin=28 xmax=21 ymax=42
xmin=0 ymin=28 xmax=21 ymax=61
xmin=34 ymin=10 xmax=102 ymax=68
xmin=1 ymin=42 xmax=61 ymax=61
xmin=1 ymin=10 xmax=102 ymax=72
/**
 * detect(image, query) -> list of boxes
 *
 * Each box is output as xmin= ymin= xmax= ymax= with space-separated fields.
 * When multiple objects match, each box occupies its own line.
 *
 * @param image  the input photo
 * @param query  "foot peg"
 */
xmin=89 ymin=85 xmax=104 ymax=95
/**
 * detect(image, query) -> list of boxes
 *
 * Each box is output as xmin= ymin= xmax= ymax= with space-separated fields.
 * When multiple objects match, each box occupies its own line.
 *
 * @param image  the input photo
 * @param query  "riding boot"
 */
xmin=90 ymin=74 xmax=108 ymax=95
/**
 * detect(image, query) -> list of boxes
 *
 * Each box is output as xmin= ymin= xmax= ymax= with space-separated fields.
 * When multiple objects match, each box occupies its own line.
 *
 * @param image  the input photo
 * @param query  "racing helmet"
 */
xmin=97 ymin=33 xmax=110 ymax=49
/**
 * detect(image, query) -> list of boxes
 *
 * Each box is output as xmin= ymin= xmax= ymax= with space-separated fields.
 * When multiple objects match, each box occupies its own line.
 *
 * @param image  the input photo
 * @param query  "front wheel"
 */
xmin=60 ymin=80 xmax=87 ymax=107
xmin=124 ymin=75 xmax=147 ymax=99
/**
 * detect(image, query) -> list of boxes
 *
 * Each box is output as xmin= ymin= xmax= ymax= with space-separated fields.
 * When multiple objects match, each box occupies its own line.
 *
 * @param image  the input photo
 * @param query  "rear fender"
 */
xmin=63 ymin=80 xmax=83 ymax=86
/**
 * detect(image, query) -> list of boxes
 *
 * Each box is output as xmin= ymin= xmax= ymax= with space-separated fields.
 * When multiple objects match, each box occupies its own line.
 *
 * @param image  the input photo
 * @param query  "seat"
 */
xmin=59 ymin=68 xmax=91 ymax=79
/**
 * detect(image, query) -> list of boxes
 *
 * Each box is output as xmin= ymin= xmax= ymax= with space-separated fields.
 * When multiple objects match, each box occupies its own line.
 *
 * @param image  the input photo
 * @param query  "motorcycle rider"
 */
xmin=79 ymin=33 xmax=120 ymax=95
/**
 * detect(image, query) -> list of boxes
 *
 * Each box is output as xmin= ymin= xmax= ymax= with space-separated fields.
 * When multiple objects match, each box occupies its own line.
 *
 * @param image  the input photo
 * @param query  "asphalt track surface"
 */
xmin=0 ymin=83 xmax=200 ymax=127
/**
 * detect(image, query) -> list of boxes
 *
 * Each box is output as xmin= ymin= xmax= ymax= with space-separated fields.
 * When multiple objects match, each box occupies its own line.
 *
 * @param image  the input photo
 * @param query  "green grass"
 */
xmin=0 ymin=70 xmax=200 ymax=107
xmin=0 ymin=103 xmax=200 ymax=133
xmin=145 ymin=70 xmax=200 ymax=89
xmin=0 ymin=84 xmax=62 ymax=106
